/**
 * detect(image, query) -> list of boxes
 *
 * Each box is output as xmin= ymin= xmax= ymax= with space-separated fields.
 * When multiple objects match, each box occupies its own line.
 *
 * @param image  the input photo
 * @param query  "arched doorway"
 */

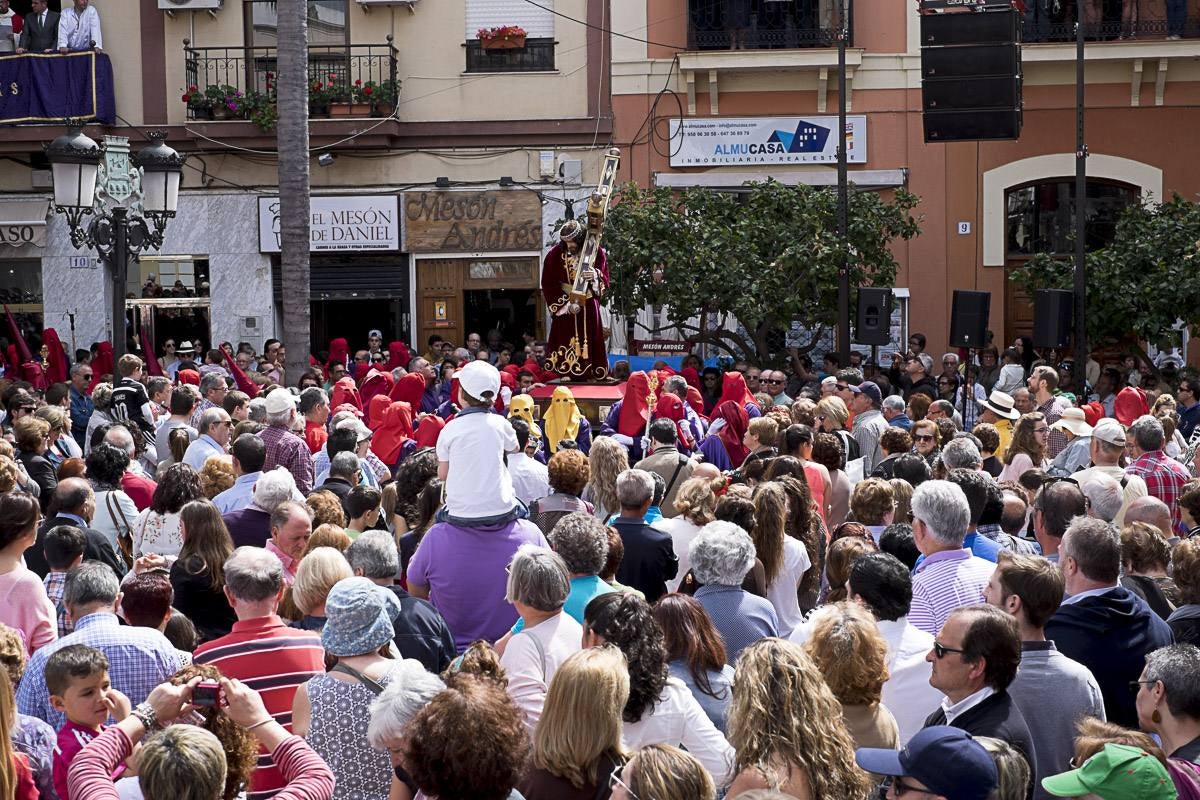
xmin=1002 ymin=178 xmax=1137 ymax=346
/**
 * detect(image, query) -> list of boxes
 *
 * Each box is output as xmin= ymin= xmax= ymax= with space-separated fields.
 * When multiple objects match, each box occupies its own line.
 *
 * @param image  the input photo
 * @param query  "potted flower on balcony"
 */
xmin=310 ymin=78 xmax=335 ymax=118
xmin=181 ymin=84 xmax=213 ymax=120
xmin=478 ymin=24 xmax=527 ymax=49
xmin=244 ymin=88 xmax=278 ymax=132
xmin=336 ymin=79 xmax=373 ymax=117
xmin=368 ymin=78 xmax=400 ymax=117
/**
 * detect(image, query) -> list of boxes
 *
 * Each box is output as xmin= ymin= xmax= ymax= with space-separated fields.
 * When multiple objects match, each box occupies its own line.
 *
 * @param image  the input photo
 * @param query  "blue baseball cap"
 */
xmin=855 ymin=726 xmax=998 ymax=800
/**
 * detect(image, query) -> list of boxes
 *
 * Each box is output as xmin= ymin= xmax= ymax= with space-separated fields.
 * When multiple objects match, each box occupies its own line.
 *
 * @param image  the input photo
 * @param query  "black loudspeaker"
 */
xmin=855 ymin=287 xmax=893 ymax=346
xmin=1033 ymin=289 xmax=1074 ymax=349
xmin=949 ymin=290 xmax=991 ymax=349
xmin=920 ymin=8 xmax=1022 ymax=143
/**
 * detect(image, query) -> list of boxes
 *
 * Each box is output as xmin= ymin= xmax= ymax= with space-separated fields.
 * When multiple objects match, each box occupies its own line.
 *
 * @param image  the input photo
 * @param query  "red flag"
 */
xmin=222 ymin=347 xmax=258 ymax=396
xmin=42 ymin=328 xmax=69 ymax=383
xmin=141 ymin=327 xmax=165 ymax=377
xmin=4 ymin=306 xmax=33 ymax=364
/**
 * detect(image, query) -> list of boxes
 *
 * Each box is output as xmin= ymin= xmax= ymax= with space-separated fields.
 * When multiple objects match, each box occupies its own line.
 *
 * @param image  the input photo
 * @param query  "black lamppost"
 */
xmin=836 ymin=0 xmax=851 ymax=364
xmin=45 ymin=125 xmax=186 ymax=359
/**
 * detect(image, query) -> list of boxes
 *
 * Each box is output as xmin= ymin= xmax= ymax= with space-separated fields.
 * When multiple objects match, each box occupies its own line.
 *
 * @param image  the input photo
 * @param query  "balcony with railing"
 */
xmin=182 ymin=38 xmax=399 ymax=124
xmin=687 ymin=0 xmax=850 ymax=50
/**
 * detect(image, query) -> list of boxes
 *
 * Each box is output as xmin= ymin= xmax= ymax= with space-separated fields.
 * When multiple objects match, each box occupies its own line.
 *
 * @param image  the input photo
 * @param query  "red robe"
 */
xmin=541 ymin=242 xmax=609 ymax=382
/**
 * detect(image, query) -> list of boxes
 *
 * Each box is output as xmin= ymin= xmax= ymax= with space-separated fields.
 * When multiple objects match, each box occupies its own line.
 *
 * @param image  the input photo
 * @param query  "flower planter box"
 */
xmin=481 ymin=34 xmax=526 ymax=49
xmin=190 ymin=107 xmax=214 ymax=121
xmin=372 ymin=102 xmax=396 ymax=117
xmin=211 ymin=105 xmax=232 ymax=120
xmin=330 ymin=102 xmax=372 ymax=117
xmin=309 ymin=102 xmax=330 ymax=118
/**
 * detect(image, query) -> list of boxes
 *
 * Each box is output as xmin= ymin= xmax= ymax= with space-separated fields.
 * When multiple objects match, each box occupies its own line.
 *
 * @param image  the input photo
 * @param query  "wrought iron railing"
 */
xmin=183 ymin=38 xmax=398 ymax=119
xmin=687 ymin=0 xmax=851 ymax=50
xmin=1023 ymin=17 xmax=1184 ymax=42
xmin=464 ymin=38 xmax=556 ymax=72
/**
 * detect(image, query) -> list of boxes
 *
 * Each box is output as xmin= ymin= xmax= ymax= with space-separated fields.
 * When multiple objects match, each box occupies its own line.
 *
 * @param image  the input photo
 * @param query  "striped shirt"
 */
xmin=194 ymin=615 xmax=324 ymax=800
xmin=909 ymin=548 xmax=994 ymax=636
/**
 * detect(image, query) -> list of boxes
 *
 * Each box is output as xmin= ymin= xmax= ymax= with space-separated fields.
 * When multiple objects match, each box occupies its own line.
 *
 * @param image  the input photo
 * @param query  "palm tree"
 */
xmin=275 ymin=0 xmax=311 ymax=382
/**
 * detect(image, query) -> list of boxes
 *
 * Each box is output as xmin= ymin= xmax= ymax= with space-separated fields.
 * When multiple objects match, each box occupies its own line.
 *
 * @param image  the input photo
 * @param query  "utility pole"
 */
xmin=836 ymin=0 xmax=851 ymax=364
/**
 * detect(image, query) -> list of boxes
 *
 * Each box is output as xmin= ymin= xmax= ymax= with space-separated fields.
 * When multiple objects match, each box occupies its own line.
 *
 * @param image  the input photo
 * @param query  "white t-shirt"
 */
xmin=765 ymin=537 xmax=812 ymax=639
xmin=622 ymin=677 xmax=734 ymax=785
xmin=657 ymin=516 xmax=701 ymax=593
xmin=436 ymin=410 xmax=519 ymax=518
xmin=499 ymin=612 xmax=582 ymax=732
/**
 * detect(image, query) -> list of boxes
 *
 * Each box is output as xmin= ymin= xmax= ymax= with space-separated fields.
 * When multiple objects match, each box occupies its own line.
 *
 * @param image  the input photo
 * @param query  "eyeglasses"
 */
xmin=355 ymin=356 xmax=368 ymax=362
xmin=1130 ymin=679 xmax=1158 ymax=694
xmin=762 ymin=378 xmax=782 ymax=385
xmin=881 ymin=776 xmax=939 ymax=797
xmin=608 ymin=764 xmax=638 ymax=799
xmin=372 ymin=356 xmax=386 ymax=363
xmin=836 ymin=384 xmax=849 ymax=391
xmin=914 ymin=434 xmax=935 ymax=442
xmin=81 ymin=373 xmax=92 ymax=379
xmin=932 ymin=641 xmax=965 ymax=659
xmin=1033 ymin=426 xmax=1050 ymax=435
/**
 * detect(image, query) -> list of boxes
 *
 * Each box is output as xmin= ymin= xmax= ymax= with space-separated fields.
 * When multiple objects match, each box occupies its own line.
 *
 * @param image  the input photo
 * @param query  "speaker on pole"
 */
xmin=855 ymin=288 xmax=893 ymax=346
xmin=949 ymin=290 xmax=991 ymax=348
xmin=1033 ymin=289 xmax=1073 ymax=349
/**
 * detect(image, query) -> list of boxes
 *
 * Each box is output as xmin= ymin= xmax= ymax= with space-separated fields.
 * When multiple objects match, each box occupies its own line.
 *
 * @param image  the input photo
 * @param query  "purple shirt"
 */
xmin=406 ymin=519 xmax=548 ymax=652
xmin=909 ymin=548 xmax=995 ymax=636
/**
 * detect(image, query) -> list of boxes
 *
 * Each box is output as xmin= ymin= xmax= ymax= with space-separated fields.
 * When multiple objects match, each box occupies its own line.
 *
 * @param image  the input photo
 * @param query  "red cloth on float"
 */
xmin=42 ymin=329 xmax=70 ymax=384
xmin=372 ymin=401 xmax=414 ymax=465
xmin=414 ymin=414 xmax=445 ymax=449
xmin=367 ymin=394 xmax=391 ymax=430
xmin=617 ymin=371 xmax=653 ymax=437
xmin=330 ymin=376 xmax=363 ymax=411
xmin=541 ymin=242 xmax=609 ymax=381
xmin=385 ymin=341 xmax=411 ymax=371
xmin=390 ymin=372 xmax=426 ymax=405
xmin=714 ymin=400 xmax=750 ymax=466
xmin=719 ymin=372 xmax=757 ymax=410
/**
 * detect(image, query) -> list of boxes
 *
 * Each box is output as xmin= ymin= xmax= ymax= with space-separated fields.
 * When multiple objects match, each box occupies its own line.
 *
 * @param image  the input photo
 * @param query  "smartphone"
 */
xmin=192 ymin=681 xmax=221 ymax=707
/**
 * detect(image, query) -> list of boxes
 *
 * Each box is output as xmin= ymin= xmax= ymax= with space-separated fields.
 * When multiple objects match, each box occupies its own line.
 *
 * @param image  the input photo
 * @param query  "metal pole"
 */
xmin=836 ymin=0 xmax=850 ymax=365
xmin=111 ymin=207 xmax=128 ymax=360
xmin=1073 ymin=3 xmax=1088 ymax=381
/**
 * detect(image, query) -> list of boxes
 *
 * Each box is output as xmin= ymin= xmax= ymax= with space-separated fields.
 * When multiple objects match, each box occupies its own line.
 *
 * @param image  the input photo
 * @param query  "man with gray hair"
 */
xmin=1079 ymin=472 xmax=1125 ymax=524
xmin=1074 ymin=418 xmax=1147 ymax=526
xmin=882 ymin=394 xmax=912 ymax=430
xmin=17 ymin=561 xmax=182 ymax=728
xmin=247 ymin=396 xmax=267 ymax=424
xmin=260 ymin=387 xmax=314 ymax=494
xmin=223 ymin=466 xmax=300 ymax=549
xmin=345 ymin=530 xmax=455 ymax=672
xmin=690 ymin=520 xmax=779 ymax=663
xmin=182 ymin=406 xmax=232 ymax=470
xmin=941 ymin=437 xmax=983 ymax=472
xmin=267 ymin=500 xmax=313 ymax=584
xmin=317 ymin=450 xmax=360 ymax=507
xmin=1046 ymin=516 xmax=1173 ymax=726
xmin=610 ymin=468 xmax=677 ymax=602
xmin=190 ymin=372 xmax=229 ymax=431
xmin=29 ymin=476 xmax=126 ymax=578
xmin=1138 ymin=645 xmax=1200 ymax=761
xmin=664 ymin=374 xmax=705 ymax=443
xmin=1126 ymin=413 xmax=1192 ymax=536
xmin=194 ymin=547 xmax=325 ymax=798
xmin=101 ymin=423 xmax=158 ymax=506
xmin=908 ymin=479 xmax=995 ymax=635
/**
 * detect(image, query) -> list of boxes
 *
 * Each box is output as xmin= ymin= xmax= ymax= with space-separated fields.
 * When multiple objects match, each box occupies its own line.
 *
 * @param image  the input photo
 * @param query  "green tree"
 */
xmin=603 ymin=180 xmax=921 ymax=363
xmin=1009 ymin=194 xmax=1200 ymax=366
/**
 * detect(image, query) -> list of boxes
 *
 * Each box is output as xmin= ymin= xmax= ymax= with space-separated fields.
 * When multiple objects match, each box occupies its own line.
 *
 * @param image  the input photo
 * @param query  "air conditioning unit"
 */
xmin=356 ymin=0 xmax=419 ymax=9
xmin=158 ymin=0 xmax=222 ymax=12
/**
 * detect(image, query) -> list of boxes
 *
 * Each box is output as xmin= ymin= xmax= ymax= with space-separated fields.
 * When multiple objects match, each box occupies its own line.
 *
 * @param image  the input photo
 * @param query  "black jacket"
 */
xmin=1045 ymin=587 xmax=1174 ymax=726
xmin=18 ymin=9 xmax=58 ymax=51
xmin=16 ymin=449 xmax=57 ymax=512
xmin=925 ymin=690 xmax=1037 ymax=796
xmin=384 ymin=585 xmax=457 ymax=673
xmin=610 ymin=517 xmax=678 ymax=603
xmin=316 ymin=476 xmax=354 ymax=515
xmin=26 ymin=514 xmax=127 ymax=579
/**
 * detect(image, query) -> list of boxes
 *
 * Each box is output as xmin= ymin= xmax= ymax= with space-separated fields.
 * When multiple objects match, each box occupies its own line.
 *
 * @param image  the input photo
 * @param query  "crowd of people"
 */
xmin=0 ymin=0 xmax=100 ymax=55
xmin=0 ymin=324 xmax=1198 ymax=800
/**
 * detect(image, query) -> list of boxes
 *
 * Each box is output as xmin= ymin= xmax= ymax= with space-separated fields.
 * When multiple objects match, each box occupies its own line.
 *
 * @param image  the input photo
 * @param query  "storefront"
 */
xmin=0 ymin=198 xmax=49 ymax=351
xmin=404 ymin=189 xmax=547 ymax=352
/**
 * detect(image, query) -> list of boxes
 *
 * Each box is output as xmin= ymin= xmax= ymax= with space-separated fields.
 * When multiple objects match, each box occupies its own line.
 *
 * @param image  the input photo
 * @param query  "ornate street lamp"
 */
xmin=46 ymin=124 xmax=186 ymax=359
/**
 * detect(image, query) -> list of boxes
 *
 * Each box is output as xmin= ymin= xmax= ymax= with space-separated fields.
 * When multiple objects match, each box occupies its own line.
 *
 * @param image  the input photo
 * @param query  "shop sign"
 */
xmin=403 ymin=190 xmax=543 ymax=253
xmin=632 ymin=338 xmax=691 ymax=355
xmin=668 ymin=116 xmax=867 ymax=167
xmin=258 ymin=195 xmax=400 ymax=252
xmin=0 ymin=224 xmax=45 ymax=248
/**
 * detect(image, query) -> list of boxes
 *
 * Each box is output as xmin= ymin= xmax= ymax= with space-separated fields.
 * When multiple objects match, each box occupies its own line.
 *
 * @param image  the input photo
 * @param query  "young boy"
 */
xmin=49 ymin=644 xmax=130 ymax=800
xmin=43 ymin=525 xmax=86 ymax=638
xmin=436 ymin=360 xmax=522 ymax=527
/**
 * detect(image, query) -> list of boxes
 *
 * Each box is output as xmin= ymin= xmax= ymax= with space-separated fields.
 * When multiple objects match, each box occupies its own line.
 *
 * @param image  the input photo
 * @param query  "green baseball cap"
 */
xmin=1042 ymin=743 xmax=1176 ymax=800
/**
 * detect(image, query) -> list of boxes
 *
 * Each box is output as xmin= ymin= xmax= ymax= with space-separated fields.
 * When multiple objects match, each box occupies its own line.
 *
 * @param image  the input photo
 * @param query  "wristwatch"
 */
xmin=131 ymin=702 xmax=161 ymax=732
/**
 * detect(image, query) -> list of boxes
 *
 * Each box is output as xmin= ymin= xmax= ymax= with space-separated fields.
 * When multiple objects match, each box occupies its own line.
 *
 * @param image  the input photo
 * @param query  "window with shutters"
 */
xmin=464 ymin=0 xmax=555 ymax=72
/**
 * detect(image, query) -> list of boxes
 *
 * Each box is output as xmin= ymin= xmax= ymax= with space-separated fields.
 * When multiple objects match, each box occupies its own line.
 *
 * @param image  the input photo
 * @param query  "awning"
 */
xmin=653 ymin=169 xmax=908 ymax=190
xmin=0 ymin=199 xmax=50 ymax=248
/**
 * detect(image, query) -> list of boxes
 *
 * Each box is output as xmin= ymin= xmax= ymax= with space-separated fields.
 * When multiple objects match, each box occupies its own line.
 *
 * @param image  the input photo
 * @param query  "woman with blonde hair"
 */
xmin=726 ymin=638 xmax=872 ymax=799
xmin=802 ymin=602 xmax=898 ymax=750
xmin=659 ymin=475 xmax=723 ymax=592
xmin=306 ymin=490 xmax=348 ymax=529
xmin=289 ymin=547 xmax=354 ymax=631
xmin=976 ymin=736 xmax=1031 ymax=800
xmin=889 ymin=477 xmax=914 ymax=524
xmin=609 ymin=743 xmax=715 ymax=800
xmin=519 ymin=647 xmax=629 ymax=799
xmin=816 ymin=395 xmax=860 ymax=463
xmin=197 ymin=456 xmax=236 ymax=500
xmin=304 ymin=523 xmax=353 ymax=555
xmin=752 ymin=482 xmax=811 ymax=638
xmin=821 ymin=536 xmax=878 ymax=605
xmin=999 ymin=412 xmax=1050 ymax=483
xmin=583 ymin=436 xmax=628 ymax=522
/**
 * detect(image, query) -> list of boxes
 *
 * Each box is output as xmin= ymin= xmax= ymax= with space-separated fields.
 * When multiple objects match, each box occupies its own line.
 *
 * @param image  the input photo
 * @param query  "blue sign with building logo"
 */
xmin=669 ymin=116 xmax=867 ymax=167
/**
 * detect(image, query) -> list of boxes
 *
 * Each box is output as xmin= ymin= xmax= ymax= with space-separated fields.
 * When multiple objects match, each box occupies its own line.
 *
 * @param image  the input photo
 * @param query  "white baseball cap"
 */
xmin=264 ymin=387 xmax=299 ymax=415
xmin=457 ymin=360 xmax=501 ymax=400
